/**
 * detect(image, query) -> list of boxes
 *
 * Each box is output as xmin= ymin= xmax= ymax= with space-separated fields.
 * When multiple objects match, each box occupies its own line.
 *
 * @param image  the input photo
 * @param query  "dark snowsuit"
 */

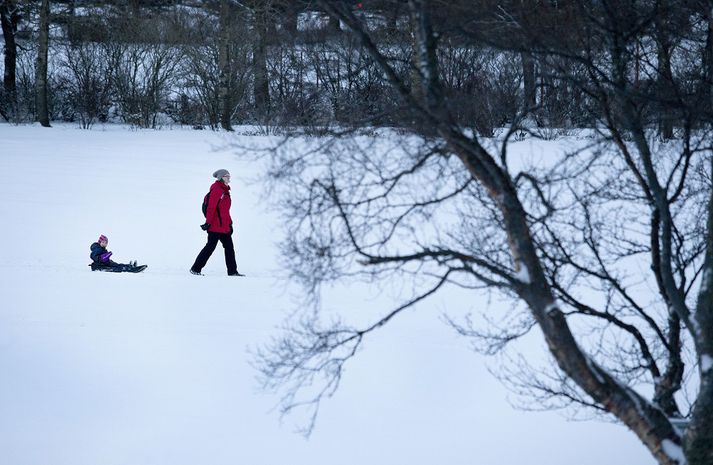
xmin=90 ymin=242 xmax=139 ymax=272
xmin=191 ymin=180 xmax=239 ymax=275
xmin=90 ymin=242 xmax=109 ymax=263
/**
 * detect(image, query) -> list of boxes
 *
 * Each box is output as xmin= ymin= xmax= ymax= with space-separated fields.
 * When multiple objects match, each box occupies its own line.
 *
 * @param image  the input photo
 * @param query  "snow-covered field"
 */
xmin=0 ymin=123 xmax=652 ymax=465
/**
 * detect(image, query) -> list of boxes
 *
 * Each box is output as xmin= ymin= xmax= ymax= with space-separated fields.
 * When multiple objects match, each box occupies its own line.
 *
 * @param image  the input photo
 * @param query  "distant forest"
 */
xmin=1 ymin=0 xmax=712 ymax=135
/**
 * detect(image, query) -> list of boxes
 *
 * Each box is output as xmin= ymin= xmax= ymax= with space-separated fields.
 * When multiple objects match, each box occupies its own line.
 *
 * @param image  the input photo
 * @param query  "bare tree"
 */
xmin=0 ymin=0 xmax=20 ymax=121
xmin=254 ymin=2 xmax=713 ymax=465
xmin=520 ymin=51 xmax=536 ymax=113
xmin=251 ymin=0 xmax=271 ymax=119
xmin=36 ymin=0 xmax=50 ymax=127
xmin=183 ymin=4 xmax=251 ymax=130
xmin=107 ymin=24 xmax=183 ymax=129
xmin=58 ymin=42 xmax=113 ymax=128
xmin=217 ymin=0 xmax=233 ymax=130
xmin=653 ymin=0 xmax=678 ymax=140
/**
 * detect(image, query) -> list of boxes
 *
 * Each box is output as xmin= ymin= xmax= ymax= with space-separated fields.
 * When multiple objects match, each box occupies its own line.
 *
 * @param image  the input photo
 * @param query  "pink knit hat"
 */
xmin=98 ymin=234 xmax=108 ymax=243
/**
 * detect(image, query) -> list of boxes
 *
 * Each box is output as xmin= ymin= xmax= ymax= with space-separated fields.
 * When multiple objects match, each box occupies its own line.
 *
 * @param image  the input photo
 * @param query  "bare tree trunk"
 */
xmin=282 ymin=2 xmax=297 ymax=36
xmin=328 ymin=14 xmax=340 ymax=33
xmin=408 ymin=0 xmax=441 ymax=135
xmin=409 ymin=23 xmax=423 ymax=105
xmin=685 ymin=157 xmax=713 ymax=465
xmin=36 ymin=0 xmax=51 ymax=127
xmin=655 ymin=2 xmax=675 ymax=139
xmin=386 ymin=3 xmax=401 ymax=37
xmin=252 ymin=5 xmax=270 ymax=119
xmin=218 ymin=0 xmax=233 ymax=131
xmin=703 ymin=7 xmax=713 ymax=118
xmin=521 ymin=51 xmax=536 ymax=114
xmin=1 ymin=0 xmax=19 ymax=120
xmin=130 ymin=0 xmax=140 ymax=18
xmin=657 ymin=48 xmax=674 ymax=139
xmin=65 ymin=0 xmax=78 ymax=44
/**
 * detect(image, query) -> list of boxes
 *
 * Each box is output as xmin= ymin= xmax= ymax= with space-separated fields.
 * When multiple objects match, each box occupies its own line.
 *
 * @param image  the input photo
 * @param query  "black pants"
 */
xmin=191 ymin=231 xmax=237 ymax=274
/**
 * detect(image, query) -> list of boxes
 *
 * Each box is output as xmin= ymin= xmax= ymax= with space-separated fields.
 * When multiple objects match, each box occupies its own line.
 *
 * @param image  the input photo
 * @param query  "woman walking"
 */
xmin=190 ymin=169 xmax=244 ymax=276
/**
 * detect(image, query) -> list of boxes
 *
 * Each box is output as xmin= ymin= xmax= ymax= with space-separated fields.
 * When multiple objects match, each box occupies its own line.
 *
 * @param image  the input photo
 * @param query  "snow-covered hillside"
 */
xmin=0 ymin=123 xmax=652 ymax=465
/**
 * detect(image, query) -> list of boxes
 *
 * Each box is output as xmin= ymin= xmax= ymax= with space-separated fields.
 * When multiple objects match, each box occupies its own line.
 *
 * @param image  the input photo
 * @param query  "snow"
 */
xmin=512 ymin=260 xmax=531 ymax=284
xmin=545 ymin=302 xmax=559 ymax=316
xmin=0 ymin=124 xmax=653 ymax=465
xmin=661 ymin=439 xmax=686 ymax=465
xmin=689 ymin=314 xmax=702 ymax=339
xmin=702 ymin=354 xmax=713 ymax=373
xmin=668 ymin=417 xmax=690 ymax=437
xmin=701 ymin=266 xmax=712 ymax=297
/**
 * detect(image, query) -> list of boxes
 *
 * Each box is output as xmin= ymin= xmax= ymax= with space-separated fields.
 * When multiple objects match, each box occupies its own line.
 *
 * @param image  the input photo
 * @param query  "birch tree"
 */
xmin=218 ymin=0 xmax=233 ymax=130
xmin=36 ymin=0 xmax=50 ymax=127
xmin=0 ymin=0 xmax=20 ymax=121
xmin=255 ymin=2 xmax=713 ymax=464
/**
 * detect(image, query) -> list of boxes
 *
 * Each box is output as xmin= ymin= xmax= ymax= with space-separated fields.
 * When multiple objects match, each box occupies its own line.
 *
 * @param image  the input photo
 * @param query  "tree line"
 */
xmin=2 ymin=0 xmax=708 ymax=136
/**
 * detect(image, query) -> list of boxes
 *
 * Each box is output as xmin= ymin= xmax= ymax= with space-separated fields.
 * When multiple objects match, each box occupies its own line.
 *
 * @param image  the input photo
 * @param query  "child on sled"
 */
xmin=90 ymin=234 xmax=147 ymax=273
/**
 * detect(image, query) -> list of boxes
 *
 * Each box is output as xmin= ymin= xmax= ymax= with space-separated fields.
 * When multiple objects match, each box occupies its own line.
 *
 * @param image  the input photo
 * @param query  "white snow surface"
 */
xmin=0 ymin=124 xmax=653 ymax=465
xmin=661 ymin=439 xmax=687 ymax=465
xmin=545 ymin=301 xmax=559 ymax=315
xmin=702 ymin=354 xmax=713 ymax=373
xmin=512 ymin=261 xmax=531 ymax=284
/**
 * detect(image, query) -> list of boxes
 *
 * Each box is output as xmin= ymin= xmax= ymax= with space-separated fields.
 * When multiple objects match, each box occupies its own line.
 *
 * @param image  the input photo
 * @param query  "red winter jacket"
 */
xmin=205 ymin=181 xmax=233 ymax=234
